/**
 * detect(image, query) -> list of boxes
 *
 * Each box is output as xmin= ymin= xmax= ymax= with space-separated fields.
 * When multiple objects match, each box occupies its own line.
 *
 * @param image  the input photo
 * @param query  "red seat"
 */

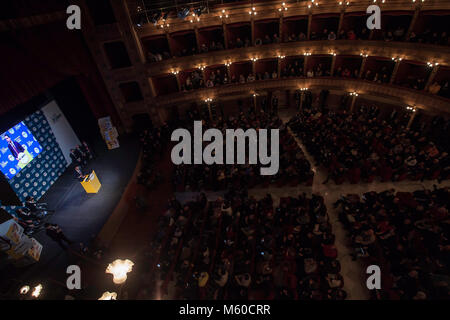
xmin=348 ymin=168 xmax=361 ymax=184
xmin=334 ymin=175 xmax=345 ymax=185
xmin=396 ymin=172 xmax=408 ymax=182
xmin=430 ymin=170 xmax=441 ymax=180
xmin=412 ymin=172 xmax=424 ymax=181
xmin=380 ymin=166 xmax=393 ymax=182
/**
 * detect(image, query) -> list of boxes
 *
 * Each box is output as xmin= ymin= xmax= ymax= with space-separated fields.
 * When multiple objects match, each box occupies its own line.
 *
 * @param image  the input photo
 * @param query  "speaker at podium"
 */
xmin=81 ymin=170 xmax=101 ymax=193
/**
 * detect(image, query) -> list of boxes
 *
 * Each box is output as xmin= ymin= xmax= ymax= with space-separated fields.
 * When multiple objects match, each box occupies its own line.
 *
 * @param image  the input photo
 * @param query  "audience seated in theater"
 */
xmin=141 ymin=189 xmax=347 ymax=300
xmin=335 ymin=186 xmax=450 ymax=300
xmin=288 ymin=106 xmax=450 ymax=184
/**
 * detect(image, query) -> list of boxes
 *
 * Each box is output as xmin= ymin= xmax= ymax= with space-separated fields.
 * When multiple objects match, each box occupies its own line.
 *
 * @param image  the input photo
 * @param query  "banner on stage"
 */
xmin=98 ymin=117 xmax=119 ymax=150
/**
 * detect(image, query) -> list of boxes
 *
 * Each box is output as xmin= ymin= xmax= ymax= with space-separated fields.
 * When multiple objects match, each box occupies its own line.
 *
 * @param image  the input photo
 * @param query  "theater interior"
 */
xmin=0 ymin=0 xmax=449 ymax=302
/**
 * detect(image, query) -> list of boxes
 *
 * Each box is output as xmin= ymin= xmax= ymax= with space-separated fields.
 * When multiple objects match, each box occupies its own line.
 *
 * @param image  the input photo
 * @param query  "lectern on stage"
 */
xmin=81 ymin=170 xmax=101 ymax=194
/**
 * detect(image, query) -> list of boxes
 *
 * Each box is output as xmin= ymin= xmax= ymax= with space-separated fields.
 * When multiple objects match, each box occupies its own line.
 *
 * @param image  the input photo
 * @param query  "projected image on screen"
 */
xmin=0 ymin=121 xmax=43 ymax=179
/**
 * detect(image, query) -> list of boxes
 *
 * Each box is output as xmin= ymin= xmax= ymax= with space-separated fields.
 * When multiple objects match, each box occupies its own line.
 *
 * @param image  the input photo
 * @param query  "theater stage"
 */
xmin=0 ymin=135 xmax=139 ymax=297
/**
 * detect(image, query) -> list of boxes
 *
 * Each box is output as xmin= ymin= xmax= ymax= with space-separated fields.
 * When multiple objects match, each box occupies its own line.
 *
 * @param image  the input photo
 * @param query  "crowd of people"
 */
xmin=147 ymin=50 xmax=171 ymax=62
xmin=136 ymin=124 xmax=171 ymax=191
xmin=199 ymin=40 xmax=225 ymax=53
xmin=288 ymin=106 xmax=450 ymax=184
xmin=409 ymin=29 xmax=449 ymax=46
xmin=362 ymin=66 xmax=392 ymax=84
xmin=335 ymin=186 xmax=450 ymax=299
xmin=137 ymin=189 xmax=346 ymax=300
xmin=147 ymin=17 xmax=449 ymax=64
xmin=11 ymin=197 xmax=53 ymax=236
xmin=172 ymin=109 xmax=313 ymax=192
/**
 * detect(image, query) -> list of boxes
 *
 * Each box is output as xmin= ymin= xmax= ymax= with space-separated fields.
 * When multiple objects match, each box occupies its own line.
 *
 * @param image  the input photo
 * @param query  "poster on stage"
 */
xmin=0 ymin=121 xmax=43 ymax=180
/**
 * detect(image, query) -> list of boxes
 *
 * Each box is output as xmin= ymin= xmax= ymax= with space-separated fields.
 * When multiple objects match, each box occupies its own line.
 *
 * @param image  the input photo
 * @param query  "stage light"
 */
xmin=99 ymin=292 xmax=117 ymax=300
xmin=31 ymin=284 xmax=43 ymax=298
xmin=20 ymin=286 xmax=30 ymax=295
xmin=106 ymin=259 xmax=134 ymax=285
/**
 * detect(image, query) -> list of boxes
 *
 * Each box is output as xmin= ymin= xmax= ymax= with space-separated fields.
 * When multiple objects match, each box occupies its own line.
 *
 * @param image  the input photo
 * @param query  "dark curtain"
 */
xmin=0 ymin=20 xmax=121 ymax=127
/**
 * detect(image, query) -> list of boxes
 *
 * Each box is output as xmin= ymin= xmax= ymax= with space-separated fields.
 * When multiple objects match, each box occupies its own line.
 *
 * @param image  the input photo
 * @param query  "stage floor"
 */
xmin=0 ymin=135 xmax=139 ymax=297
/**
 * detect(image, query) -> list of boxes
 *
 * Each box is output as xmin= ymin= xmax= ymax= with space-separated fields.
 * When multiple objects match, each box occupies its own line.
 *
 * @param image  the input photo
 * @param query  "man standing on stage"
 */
xmin=80 ymin=141 xmax=94 ymax=160
xmin=70 ymin=148 xmax=83 ymax=166
xmin=75 ymin=144 xmax=88 ymax=165
xmin=74 ymin=165 xmax=86 ymax=181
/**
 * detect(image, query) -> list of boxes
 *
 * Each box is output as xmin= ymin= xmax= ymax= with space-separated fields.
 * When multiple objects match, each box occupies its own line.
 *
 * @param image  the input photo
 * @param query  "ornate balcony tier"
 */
xmin=132 ymin=0 xmax=450 ymax=38
xmin=144 ymin=40 xmax=450 ymax=77
xmin=145 ymin=77 xmax=450 ymax=114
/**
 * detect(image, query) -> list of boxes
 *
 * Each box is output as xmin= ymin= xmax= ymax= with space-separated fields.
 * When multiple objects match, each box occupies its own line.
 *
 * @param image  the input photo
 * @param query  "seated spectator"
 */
xmin=328 ymin=31 xmax=336 ymax=40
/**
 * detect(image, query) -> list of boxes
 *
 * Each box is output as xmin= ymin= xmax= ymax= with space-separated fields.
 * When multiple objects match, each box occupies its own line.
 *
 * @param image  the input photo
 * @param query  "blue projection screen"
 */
xmin=0 ymin=121 xmax=43 ymax=180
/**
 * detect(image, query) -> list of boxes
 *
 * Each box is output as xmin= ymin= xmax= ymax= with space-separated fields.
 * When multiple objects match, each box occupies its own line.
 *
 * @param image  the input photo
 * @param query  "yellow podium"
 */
xmin=81 ymin=170 xmax=101 ymax=193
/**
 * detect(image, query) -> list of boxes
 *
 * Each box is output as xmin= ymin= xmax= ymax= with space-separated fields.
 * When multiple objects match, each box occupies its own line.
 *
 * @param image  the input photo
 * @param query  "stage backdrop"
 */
xmin=41 ymin=100 xmax=80 ymax=164
xmin=9 ymin=110 xmax=67 ymax=202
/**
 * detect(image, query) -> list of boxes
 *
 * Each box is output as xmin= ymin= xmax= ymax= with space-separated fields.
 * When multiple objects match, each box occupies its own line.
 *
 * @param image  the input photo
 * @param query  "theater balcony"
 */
xmin=282 ymin=15 xmax=308 ymax=42
xmin=80 ymin=0 xmax=450 ymax=129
